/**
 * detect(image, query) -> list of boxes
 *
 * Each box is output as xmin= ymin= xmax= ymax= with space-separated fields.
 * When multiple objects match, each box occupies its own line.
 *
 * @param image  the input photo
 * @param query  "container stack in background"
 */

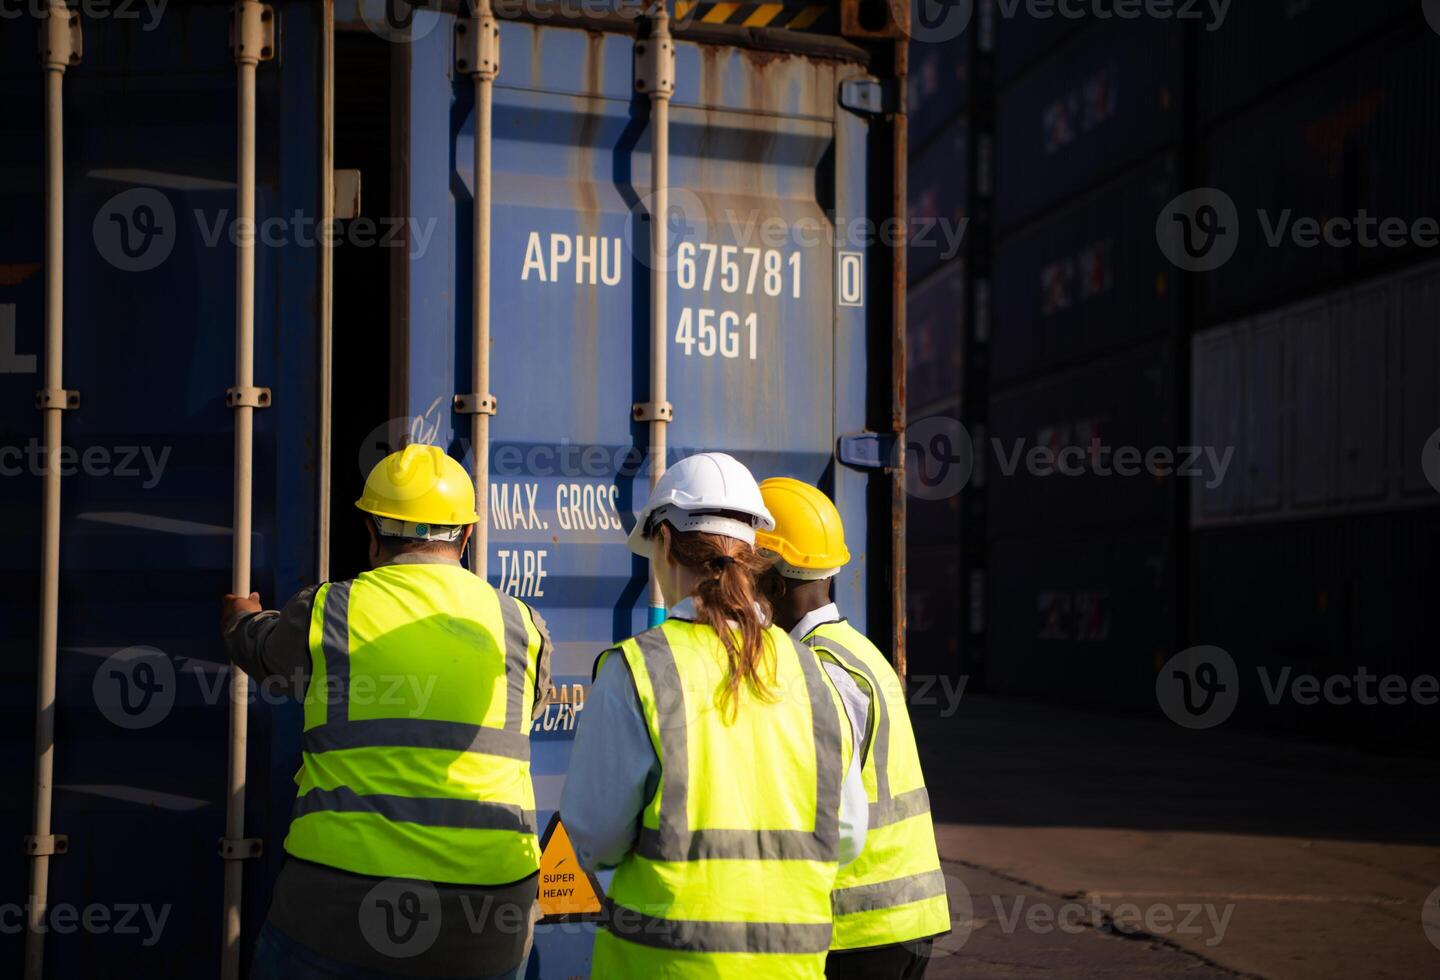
xmin=903 ymin=5 xmax=991 ymax=688
xmin=986 ymin=12 xmax=1185 ymax=708
xmin=911 ymin=0 xmax=1440 ymax=746
xmin=1189 ymin=0 xmax=1439 ymax=747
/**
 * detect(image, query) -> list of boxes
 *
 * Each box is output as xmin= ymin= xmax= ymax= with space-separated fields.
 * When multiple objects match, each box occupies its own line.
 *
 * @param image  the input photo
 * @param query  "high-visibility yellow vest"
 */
xmin=804 ymin=620 xmax=949 ymax=951
xmin=285 ymin=561 xmax=544 ymax=885
xmin=593 ymin=618 xmax=855 ymax=979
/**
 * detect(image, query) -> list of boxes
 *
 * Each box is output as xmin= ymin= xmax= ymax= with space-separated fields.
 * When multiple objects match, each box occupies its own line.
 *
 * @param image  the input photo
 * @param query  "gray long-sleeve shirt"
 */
xmin=222 ymin=552 xmax=554 ymax=974
xmin=560 ymin=597 xmax=872 ymax=873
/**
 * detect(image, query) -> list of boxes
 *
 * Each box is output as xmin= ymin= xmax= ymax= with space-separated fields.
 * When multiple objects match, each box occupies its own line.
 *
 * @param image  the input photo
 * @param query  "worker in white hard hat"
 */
xmin=221 ymin=444 xmax=553 ymax=980
xmin=560 ymin=451 xmax=874 ymax=978
xmin=757 ymin=478 xmax=949 ymax=979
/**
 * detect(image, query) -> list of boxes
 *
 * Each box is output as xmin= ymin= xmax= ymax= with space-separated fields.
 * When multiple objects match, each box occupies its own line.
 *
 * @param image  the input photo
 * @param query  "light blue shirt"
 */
xmin=561 ymin=598 xmax=871 ymax=872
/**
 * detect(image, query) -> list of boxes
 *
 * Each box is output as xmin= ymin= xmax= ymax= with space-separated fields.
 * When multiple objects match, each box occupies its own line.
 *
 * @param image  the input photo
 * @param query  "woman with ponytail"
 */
xmin=561 ymin=453 xmax=872 ymax=979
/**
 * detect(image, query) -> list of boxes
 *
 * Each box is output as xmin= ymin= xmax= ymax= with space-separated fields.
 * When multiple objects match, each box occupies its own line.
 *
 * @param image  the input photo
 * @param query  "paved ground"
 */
xmin=913 ymin=695 xmax=1440 ymax=979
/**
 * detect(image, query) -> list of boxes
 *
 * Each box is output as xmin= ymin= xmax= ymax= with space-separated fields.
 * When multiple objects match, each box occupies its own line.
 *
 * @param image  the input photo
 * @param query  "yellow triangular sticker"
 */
xmin=538 ymin=812 xmax=603 ymax=920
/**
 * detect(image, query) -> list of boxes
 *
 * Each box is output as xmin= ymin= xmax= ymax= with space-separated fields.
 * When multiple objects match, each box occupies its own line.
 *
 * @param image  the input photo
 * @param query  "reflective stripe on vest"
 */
xmin=594 ymin=620 xmax=853 ymax=975
xmin=286 ymin=565 xmax=541 ymax=885
xmin=805 ymin=622 xmax=951 ymax=950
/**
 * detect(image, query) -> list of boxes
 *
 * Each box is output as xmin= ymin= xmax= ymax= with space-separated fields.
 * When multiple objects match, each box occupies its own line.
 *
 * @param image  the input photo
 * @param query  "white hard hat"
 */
xmin=626 ymin=452 xmax=776 ymax=556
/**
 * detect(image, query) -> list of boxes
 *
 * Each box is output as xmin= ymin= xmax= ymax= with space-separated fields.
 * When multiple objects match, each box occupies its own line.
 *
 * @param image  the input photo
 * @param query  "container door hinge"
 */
xmin=24 ymin=834 xmax=68 ymax=857
xmin=41 ymin=4 xmax=82 ymax=68
xmin=218 ymin=837 xmax=264 ymax=860
xmin=454 ymin=393 xmax=497 ymax=416
xmin=634 ymin=35 xmax=675 ymax=97
xmin=633 ymin=401 xmax=673 ymax=423
xmin=837 ymin=431 xmax=896 ymax=471
xmin=454 ymin=14 xmax=499 ymax=78
xmin=229 ymin=2 xmax=277 ymax=64
xmin=226 ymin=386 xmax=272 ymax=408
xmin=839 ymin=78 xmax=896 ymax=116
xmin=35 ymin=388 xmax=79 ymax=410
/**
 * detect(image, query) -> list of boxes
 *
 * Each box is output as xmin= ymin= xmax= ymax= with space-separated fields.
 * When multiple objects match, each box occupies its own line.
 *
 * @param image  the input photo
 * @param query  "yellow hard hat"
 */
xmin=755 ymin=477 xmax=850 ymax=579
xmin=355 ymin=444 xmax=480 ymax=526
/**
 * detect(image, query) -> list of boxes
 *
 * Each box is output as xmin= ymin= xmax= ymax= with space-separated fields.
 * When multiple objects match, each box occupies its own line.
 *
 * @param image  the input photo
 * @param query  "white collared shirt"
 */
xmin=790 ymin=602 xmax=841 ymax=643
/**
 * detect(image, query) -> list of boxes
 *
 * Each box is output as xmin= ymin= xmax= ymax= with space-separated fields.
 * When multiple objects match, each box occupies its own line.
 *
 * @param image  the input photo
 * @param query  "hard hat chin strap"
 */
xmin=373 ymin=516 xmax=465 ymax=542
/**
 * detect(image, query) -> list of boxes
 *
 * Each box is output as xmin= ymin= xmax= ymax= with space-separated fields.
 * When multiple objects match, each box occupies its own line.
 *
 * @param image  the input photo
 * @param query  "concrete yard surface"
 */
xmin=912 ymin=695 xmax=1440 ymax=979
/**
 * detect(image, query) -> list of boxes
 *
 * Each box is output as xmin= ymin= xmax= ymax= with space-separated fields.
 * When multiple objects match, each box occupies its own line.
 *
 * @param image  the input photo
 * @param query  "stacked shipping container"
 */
xmin=1189 ymin=2 xmax=1439 ymax=745
xmin=986 ymin=13 xmax=1184 ymax=708
xmin=903 ymin=8 xmax=990 ymax=686
xmin=954 ymin=0 xmax=1440 ymax=740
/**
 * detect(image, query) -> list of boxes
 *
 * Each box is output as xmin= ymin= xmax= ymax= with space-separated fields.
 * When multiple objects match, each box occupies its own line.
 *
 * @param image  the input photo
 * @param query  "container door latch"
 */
xmin=839 ymin=78 xmax=896 ymax=117
xmin=837 ymin=430 xmax=898 ymax=471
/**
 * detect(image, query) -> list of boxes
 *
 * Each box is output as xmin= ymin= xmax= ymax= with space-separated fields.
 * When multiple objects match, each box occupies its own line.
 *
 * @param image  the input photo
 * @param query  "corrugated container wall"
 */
xmin=995 ymin=17 xmax=1180 ymax=235
xmin=0 ymin=3 xmax=906 ymax=975
xmin=1 ymin=4 xmax=321 ymax=975
xmin=1201 ymin=24 xmax=1440 ymax=323
xmin=991 ymin=153 xmax=1178 ymax=386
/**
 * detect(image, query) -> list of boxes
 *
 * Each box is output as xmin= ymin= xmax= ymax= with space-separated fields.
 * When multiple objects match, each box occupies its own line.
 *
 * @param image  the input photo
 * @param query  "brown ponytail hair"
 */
xmin=664 ymin=525 xmax=778 ymax=719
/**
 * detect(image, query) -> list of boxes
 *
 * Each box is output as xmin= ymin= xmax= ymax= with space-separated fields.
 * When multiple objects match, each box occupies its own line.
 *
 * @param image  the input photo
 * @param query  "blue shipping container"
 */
xmin=0 ymin=4 xmax=901 ymax=976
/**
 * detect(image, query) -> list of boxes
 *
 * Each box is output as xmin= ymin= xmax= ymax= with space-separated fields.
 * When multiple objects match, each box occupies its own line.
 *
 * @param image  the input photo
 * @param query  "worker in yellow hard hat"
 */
xmin=756 ymin=477 xmax=951 ymax=979
xmin=221 ymin=444 xmax=553 ymax=980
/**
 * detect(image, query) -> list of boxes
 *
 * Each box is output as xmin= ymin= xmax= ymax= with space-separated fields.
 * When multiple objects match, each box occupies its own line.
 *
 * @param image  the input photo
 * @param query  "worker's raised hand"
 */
xmin=221 ymin=592 xmax=263 ymax=628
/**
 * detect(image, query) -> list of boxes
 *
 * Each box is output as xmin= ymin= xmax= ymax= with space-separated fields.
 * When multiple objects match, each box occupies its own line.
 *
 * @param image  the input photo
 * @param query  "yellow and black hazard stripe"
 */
xmin=674 ymin=1 xmax=834 ymax=31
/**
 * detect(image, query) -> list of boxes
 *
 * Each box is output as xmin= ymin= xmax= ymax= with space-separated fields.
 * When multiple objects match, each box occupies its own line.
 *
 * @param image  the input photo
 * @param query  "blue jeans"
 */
xmin=251 ymin=921 xmax=529 ymax=980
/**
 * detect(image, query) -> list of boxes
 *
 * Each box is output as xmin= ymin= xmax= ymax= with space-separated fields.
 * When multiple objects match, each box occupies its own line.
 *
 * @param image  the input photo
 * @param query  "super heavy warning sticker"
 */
xmin=537 ymin=812 xmax=604 ymax=921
